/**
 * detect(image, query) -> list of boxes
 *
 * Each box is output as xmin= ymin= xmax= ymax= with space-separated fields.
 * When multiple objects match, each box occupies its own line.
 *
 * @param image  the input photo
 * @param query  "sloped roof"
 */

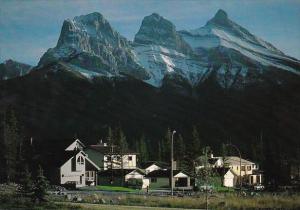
xmin=212 ymin=167 xmax=231 ymax=176
xmin=59 ymin=150 xmax=87 ymax=167
xmin=145 ymin=169 xmax=187 ymax=178
xmin=225 ymin=156 xmax=255 ymax=165
xmin=140 ymin=161 xmax=169 ymax=169
xmin=84 ymin=148 xmax=104 ymax=168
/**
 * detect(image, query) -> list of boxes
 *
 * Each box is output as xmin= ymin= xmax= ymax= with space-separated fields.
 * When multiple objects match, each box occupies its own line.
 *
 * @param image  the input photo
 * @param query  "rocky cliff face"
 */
xmin=134 ymin=13 xmax=192 ymax=54
xmin=38 ymin=12 xmax=149 ymax=80
xmin=36 ymin=10 xmax=299 ymax=89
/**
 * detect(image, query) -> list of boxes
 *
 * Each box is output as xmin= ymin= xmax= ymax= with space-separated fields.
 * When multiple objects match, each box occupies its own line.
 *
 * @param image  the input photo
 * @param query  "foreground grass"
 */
xmin=50 ymin=193 xmax=300 ymax=210
xmin=60 ymin=202 xmax=196 ymax=210
xmin=81 ymin=185 xmax=139 ymax=192
xmin=1 ymin=183 xmax=300 ymax=210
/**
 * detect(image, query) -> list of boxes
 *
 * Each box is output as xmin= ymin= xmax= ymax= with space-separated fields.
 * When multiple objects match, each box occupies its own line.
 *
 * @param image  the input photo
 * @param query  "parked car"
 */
xmin=253 ymin=184 xmax=265 ymax=191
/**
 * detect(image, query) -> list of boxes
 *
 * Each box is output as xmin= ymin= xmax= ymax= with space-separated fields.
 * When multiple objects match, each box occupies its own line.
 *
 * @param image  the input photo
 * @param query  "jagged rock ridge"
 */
xmin=0 ymin=59 xmax=32 ymax=80
xmin=36 ymin=10 xmax=300 ymax=88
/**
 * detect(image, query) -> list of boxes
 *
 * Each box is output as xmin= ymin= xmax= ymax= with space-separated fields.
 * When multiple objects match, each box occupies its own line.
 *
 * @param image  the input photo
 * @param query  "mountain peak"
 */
xmin=73 ymin=12 xmax=106 ymax=24
xmin=214 ymin=9 xmax=228 ymax=20
xmin=134 ymin=13 xmax=191 ymax=54
xmin=207 ymin=9 xmax=231 ymax=27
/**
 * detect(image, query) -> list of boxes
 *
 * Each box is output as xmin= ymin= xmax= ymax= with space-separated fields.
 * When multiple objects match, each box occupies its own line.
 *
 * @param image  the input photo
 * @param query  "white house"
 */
xmin=59 ymin=139 xmax=100 ymax=188
xmin=125 ymin=169 xmax=149 ymax=189
xmin=196 ymin=154 xmax=263 ymax=187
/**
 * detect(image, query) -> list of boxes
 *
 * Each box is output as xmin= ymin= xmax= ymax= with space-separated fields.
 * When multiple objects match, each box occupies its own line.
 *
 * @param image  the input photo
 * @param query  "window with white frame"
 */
xmin=77 ymin=156 xmax=84 ymax=164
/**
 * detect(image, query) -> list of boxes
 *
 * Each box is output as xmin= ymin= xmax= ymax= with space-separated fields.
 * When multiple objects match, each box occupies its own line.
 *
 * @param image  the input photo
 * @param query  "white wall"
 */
xmin=223 ymin=171 xmax=235 ymax=187
xmin=60 ymin=152 xmax=86 ymax=187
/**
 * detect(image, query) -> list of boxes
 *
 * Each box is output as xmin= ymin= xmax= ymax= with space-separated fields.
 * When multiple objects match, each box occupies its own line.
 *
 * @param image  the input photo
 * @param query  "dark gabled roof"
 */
xmin=208 ymin=158 xmax=219 ymax=165
xmin=58 ymin=150 xmax=84 ymax=167
xmin=145 ymin=169 xmax=184 ymax=178
xmin=84 ymin=148 xmax=104 ymax=168
xmin=212 ymin=167 xmax=231 ymax=176
xmin=98 ymin=169 xmax=136 ymax=177
xmin=140 ymin=161 xmax=169 ymax=169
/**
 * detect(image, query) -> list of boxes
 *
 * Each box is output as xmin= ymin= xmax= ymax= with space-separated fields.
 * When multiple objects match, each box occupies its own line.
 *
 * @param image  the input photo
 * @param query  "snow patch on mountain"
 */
xmin=132 ymin=44 xmax=208 ymax=87
xmin=179 ymin=9 xmax=300 ymax=75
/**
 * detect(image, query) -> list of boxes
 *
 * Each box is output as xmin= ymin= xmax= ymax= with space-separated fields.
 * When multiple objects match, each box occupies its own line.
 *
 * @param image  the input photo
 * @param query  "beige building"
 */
xmin=196 ymin=154 xmax=263 ymax=187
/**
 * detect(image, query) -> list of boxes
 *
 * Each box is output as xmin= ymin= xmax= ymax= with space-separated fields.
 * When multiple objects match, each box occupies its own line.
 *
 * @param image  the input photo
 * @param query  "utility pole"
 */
xmin=171 ymin=130 xmax=176 ymax=196
xmin=204 ymin=147 xmax=208 ymax=210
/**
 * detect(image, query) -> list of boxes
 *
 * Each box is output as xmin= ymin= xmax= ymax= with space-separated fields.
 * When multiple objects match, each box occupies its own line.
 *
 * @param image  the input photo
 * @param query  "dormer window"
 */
xmin=77 ymin=156 xmax=84 ymax=165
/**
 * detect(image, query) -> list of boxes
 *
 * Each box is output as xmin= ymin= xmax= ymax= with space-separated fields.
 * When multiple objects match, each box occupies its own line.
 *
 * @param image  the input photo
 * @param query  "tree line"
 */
xmin=0 ymin=109 xmax=49 ymax=202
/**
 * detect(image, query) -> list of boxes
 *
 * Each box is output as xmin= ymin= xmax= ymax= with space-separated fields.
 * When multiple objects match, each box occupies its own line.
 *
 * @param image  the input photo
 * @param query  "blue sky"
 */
xmin=0 ymin=0 xmax=299 ymax=65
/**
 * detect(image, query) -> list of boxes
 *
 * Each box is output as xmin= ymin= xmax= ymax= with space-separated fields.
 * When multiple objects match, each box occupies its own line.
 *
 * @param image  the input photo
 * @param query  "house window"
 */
xmin=151 ymin=178 xmax=157 ymax=183
xmin=128 ymin=156 xmax=132 ymax=161
xmin=77 ymin=156 xmax=84 ymax=165
xmin=247 ymin=166 xmax=251 ymax=171
xmin=241 ymin=166 xmax=245 ymax=171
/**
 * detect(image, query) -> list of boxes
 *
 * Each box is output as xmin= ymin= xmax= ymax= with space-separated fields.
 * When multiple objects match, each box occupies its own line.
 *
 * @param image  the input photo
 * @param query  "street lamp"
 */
xmin=226 ymin=143 xmax=242 ymax=193
xmin=171 ymin=130 xmax=176 ymax=196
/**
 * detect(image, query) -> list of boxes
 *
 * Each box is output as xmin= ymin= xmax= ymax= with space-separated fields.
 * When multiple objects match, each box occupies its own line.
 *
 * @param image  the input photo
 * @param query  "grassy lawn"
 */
xmin=62 ymin=202 xmax=196 ymax=210
xmin=81 ymin=185 xmax=140 ymax=192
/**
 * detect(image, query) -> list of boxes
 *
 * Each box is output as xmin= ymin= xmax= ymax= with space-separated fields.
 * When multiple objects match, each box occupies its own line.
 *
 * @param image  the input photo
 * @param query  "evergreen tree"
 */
xmin=3 ymin=110 xmax=21 ymax=183
xmin=32 ymin=166 xmax=49 ymax=203
xmin=19 ymin=165 xmax=33 ymax=198
xmin=190 ymin=126 xmax=201 ymax=159
xmin=0 ymin=114 xmax=5 ymax=182
xmin=161 ymin=128 xmax=171 ymax=162
xmin=175 ymin=134 xmax=185 ymax=169
xmin=114 ymin=127 xmax=128 ymax=152
xmin=107 ymin=126 xmax=114 ymax=146
xmin=184 ymin=126 xmax=201 ymax=175
xmin=157 ymin=141 xmax=162 ymax=161
xmin=138 ymin=135 xmax=148 ymax=163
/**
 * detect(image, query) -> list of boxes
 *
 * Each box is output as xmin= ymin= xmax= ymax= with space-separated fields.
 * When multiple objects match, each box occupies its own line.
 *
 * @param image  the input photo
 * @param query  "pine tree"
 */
xmin=175 ymin=134 xmax=185 ymax=169
xmin=157 ymin=141 xmax=162 ymax=161
xmin=19 ymin=165 xmax=33 ymax=198
xmin=184 ymin=126 xmax=201 ymax=175
xmin=161 ymin=128 xmax=171 ymax=162
xmin=115 ymin=127 xmax=128 ymax=152
xmin=3 ymin=110 xmax=21 ymax=183
xmin=190 ymin=126 xmax=201 ymax=159
xmin=107 ymin=126 xmax=114 ymax=146
xmin=138 ymin=135 xmax=148 ymax=163
xmin=32 ymin=166 xmax=49 ymax=203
